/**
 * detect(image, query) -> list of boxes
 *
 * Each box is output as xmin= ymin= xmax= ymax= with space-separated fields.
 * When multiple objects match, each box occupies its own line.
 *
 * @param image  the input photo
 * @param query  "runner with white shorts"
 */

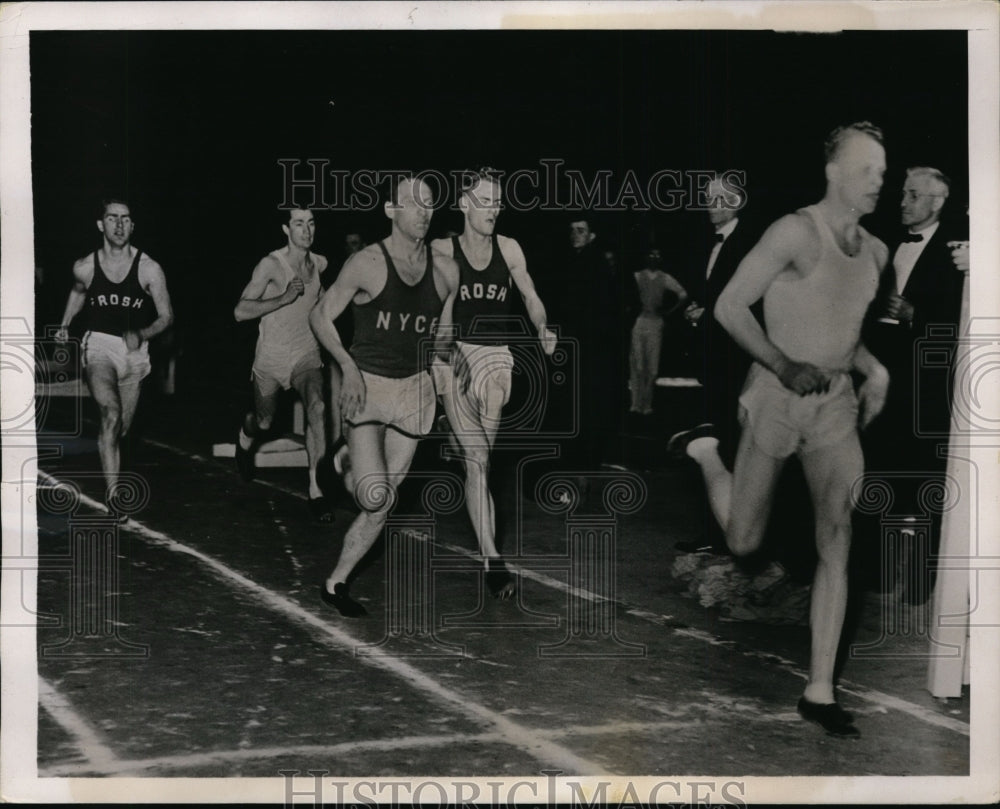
xmin=56 ymin=199 xmax=174 ymax=520
xmin=698 ymin=123 xmax=890 ymax=737
xmin=234 ymin=207 xmax=332 ymax=522
xmin=430 ymin=168 xmax=557 ymax=599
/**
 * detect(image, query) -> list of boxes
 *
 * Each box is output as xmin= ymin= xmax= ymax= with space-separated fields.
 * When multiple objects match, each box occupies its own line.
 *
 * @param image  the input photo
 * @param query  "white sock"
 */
xmin=686 ymin=435 xmax=719 ymax=461
xmin=238 ymin=429 xmax=253 ymax=451
xmin=308 ymin=468 xmax=321 ymax=499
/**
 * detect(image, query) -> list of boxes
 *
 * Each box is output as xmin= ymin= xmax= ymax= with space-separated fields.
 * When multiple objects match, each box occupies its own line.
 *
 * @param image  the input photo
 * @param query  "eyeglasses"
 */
xmin=901 ymin=190 xmax=944 ymax=202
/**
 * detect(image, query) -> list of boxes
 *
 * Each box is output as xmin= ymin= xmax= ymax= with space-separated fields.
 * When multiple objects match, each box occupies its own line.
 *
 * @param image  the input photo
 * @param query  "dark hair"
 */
xmin=823 ymin=121 xmax=884 ymax=163
xmin=99 ymin=198 xmax=130 ymax=218
xmin=279 ymin=204 xmax=313 ymax=227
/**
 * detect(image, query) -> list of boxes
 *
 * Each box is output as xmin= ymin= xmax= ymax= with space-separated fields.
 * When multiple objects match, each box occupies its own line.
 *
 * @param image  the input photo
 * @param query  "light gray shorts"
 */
xmin=347 ymin=369 xmax=436 ymax=438
xmin=82 ymin=331 xmax=151 ymax=386
xmin=739 ymin=364 xmax=859 ymax=458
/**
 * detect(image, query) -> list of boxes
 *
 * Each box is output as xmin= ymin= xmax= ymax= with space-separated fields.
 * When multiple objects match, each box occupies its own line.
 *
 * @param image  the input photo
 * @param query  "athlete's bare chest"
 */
xmin=288 ymin=255 xmax=315 ymax=283
xmin=98 ymin=252 xmax=138 ymax=284
xmin=463 ymin=246 xmax=494 ymax=270
xmin=387 ymin=251 xmax=428 ymax=285
xmin=831 ymin=227 xmax=863 ymax=258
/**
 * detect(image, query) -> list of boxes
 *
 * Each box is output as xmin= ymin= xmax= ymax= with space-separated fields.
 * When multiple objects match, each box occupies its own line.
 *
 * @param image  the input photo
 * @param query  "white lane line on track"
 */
xmin=37 ymin=676 xmax=121 ymax=773
xmin=669 ymin=628 xmax=970 ymax=737
xmin=36 ymin=470 xmax=608 ymax=775
xmin=835 ymin=684 xmax=969 ymax=736
xmin=38 ymin=700 xmax=836 ymax=778
xmin=86 ymin=439 xmax=973 ymax=739
xmin=38 ymin=732 xmax=506 ymax=777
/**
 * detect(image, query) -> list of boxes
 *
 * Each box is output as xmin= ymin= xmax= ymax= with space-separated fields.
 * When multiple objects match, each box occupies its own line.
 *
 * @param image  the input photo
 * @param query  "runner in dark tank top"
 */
xmin=56 ymin=199 xmax=174 ymax=519
xmin=430 ymin=168 xmax=557 ymax=599
xmin=310 ymin=176 xmax=459 ymax=617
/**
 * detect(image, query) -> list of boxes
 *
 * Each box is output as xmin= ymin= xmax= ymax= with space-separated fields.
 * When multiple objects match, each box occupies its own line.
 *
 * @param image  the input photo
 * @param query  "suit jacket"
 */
xmin=552 ymin=243 xmax=627 ymax=364
xmin=870 ymin=222 xmax=964 ymax=343
xmin=865 ymin=220 xmax=965 ymax=441
xmin=692 ymin=218 xmax=761 ymax=386
xmin=699 ymin=218 xmax=760 ymax=318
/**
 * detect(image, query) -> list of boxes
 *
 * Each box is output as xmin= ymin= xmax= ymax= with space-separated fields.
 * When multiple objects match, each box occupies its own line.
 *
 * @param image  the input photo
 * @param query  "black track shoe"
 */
xmin=666 ymin=423 xmax=716 ymax=459
xmin=235 ymin=437 xmax=255 ymax=482
xmin=319 ymin=582 xmax=367 ymax=617
xmin=486 ymin=558 xmax=515 ymax=600
xmin=797 ymin=697 xmax=859 ymax=738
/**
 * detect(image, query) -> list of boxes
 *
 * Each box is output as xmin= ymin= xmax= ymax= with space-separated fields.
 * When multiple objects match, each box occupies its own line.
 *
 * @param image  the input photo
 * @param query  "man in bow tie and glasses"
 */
xmin=668 ymin=174 xmax=760 ymax=554
xmin=861 ymin=166 xmax=968 ymax=604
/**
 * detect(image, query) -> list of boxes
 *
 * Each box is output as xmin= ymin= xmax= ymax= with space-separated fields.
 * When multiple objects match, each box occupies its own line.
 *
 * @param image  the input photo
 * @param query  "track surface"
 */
xmin=30 ymin=388 xmax=969 ymax=778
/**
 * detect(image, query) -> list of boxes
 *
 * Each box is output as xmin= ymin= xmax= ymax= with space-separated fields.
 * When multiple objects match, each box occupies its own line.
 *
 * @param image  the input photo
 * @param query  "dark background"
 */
xmin=29 ymin=29 xmax=968 ymax=388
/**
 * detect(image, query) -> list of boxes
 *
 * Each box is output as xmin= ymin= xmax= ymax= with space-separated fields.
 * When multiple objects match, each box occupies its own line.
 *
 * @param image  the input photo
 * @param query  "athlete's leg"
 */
xmin=325 ymin=423 xmax=388 ymax=590
xmin=291 ymin=366 xmax=327 ymax=499
xmin=799 ymin=435 xmax=863 ymax=705
xmin=716 ymin=424 xmax=785 ymax=556
xmin=251 ymin=375 xmax=281 ymax=434
xmin=239 ymin=374 xmax=280 ymax=449
xmin=118 ymin=380 xmax=143 ymax=437
xmin=444 ymin=379 xmax=506 ymax=559
xmin=85 ymin=362 xmax=124 ymax=494
xmin=325 ymin=423 xmax=421 ymax=589
xmin=328 ymin=362 xmax=343 ymax=446
xmin=118 ymin=347 xmax=150 ymax=441
xmin=235 ymin=374 xmax=281 ymax=482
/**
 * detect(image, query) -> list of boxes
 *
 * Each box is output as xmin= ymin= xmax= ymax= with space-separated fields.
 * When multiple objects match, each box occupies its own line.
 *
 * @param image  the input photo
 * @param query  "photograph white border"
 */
xmin=2 ymin=1 xmax=998 ymax=804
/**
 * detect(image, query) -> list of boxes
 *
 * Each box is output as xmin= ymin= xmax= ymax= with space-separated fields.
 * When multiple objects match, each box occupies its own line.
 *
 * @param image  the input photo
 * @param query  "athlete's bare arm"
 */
xmin=128 ymin=256 xmax=175 ymax=350
xmin=429 ymin=237 xmax=454 ymax=258
xmin=852 ymin=238 xmax=890 ymax=429
xmin=431 ymin=248 xmax=461 ymax=358
xmin=233 ymin=256 xmax=303 ymax=322
xmin=55 ymin=258 xmax=95 ymax=342
xmin=499 ymin=236 xmax=557 ymax=355
xmin=715 ymin=212 xmax=829 ymax=395
xmin=310 ymin=246 xmax=386 ymax=417
xmin=430 ymin=248 xmax=477 ymax=389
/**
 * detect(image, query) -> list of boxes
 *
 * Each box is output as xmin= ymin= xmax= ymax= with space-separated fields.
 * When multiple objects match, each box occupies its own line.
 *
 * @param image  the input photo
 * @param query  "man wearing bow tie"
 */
xmin=862 ymin=166 xmax=966 ymax=604
xmin=668 ymin=176 xmax=759 ymax=552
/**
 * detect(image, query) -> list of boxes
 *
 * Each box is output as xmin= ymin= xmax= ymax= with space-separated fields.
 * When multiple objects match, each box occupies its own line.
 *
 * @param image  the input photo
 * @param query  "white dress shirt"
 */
xmin=893 ymin=220 xmax=940 ymax=294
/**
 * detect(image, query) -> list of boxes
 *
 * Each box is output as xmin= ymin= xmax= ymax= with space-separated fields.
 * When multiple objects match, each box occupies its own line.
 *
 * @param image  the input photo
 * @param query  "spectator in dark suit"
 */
xmin=548 ymin=214 xmax=628 ymax=493
xmin=667 ymin=178 xmax=761 ymax=555
xmin=861 ymin=166 xmax=966 ymax=603
xmin=677 ymin=179 xmax=760 ymax=467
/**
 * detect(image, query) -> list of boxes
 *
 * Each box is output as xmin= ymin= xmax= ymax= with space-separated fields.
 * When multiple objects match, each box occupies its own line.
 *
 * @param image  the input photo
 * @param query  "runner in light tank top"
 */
xmin=430 ymin=168 xmax=557 ymax=600
xmin=693 ymin=123 xmax=891 ymax=738
xmin=763 ymin=204 xmax=880 ymax=371
xmin=310 ymin=176 xmax=459 ymax=617
xmin=254 ymin=248 xmax=323 ymax=376
xmin=233 ymin=207 xmax=333 ymax=522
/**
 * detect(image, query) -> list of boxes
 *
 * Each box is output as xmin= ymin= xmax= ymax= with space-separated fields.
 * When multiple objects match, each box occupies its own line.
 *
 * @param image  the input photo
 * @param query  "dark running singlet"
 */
xmin=451 ymin=235 xmax=513 ymax=345
xmin=349 ymin=241 xmax=443 ymax=378
xmin=86 ymin=250 xmax=155 ymax=337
